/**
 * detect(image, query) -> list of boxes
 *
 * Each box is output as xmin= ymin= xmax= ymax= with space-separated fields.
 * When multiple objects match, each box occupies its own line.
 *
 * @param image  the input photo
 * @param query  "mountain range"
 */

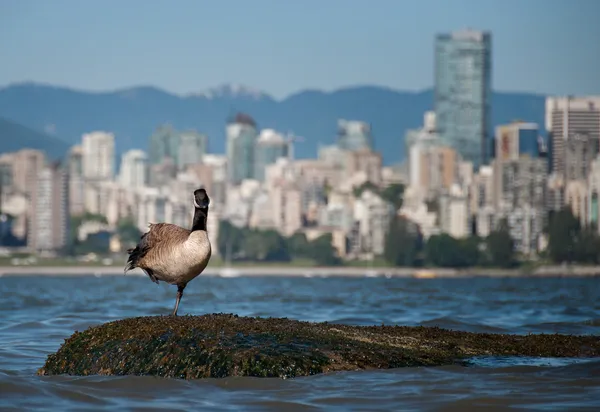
xmin=0 ymin=116 xmax=69 ymax=160
xmin=0 ymin=82 xmax=547 ymax=164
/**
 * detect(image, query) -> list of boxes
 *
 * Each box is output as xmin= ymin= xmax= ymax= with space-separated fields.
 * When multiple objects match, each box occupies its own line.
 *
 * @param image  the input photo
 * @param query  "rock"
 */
xmin=38 ymin=314 xmax=600 ymax=379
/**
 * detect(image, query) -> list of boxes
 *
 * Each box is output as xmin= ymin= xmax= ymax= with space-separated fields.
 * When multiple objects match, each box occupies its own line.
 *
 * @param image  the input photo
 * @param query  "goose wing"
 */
xmin=125 ymin=223 xmax=190 ymax=272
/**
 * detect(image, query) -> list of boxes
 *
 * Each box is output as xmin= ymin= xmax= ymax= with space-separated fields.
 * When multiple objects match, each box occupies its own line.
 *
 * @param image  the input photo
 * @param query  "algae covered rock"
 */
xmin=38 ymin=314 xmax=600 ymax=379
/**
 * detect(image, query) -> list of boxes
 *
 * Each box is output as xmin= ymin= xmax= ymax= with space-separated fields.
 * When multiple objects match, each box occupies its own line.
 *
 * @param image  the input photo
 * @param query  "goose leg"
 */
xmin=172 ymin=284 xmax=186 ymax=316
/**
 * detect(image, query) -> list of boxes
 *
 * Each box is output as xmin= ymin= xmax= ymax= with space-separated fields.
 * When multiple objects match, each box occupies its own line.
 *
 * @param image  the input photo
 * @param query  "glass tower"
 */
xmin=226 ymin=113 xmax=259 ymax=184
xmin=337 ymin=119 xmax=373 ymax=151
xmin=434 ymin=29 xmax=492 ymax=169
xmin=149 ymin=125 xmax=179 ymax=166
xmin=254 ymin=129 xmax=289 ymax=182
xmin=178 ymin=131 xmax=208 ymax=170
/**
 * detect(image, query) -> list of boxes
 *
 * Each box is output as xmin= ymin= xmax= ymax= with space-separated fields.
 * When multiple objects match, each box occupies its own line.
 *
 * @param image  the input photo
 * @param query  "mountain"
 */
xmin=0 ymin=115 xmax=70 ymax=160
xmin=0 ymin=82 xmax=546 ymax=164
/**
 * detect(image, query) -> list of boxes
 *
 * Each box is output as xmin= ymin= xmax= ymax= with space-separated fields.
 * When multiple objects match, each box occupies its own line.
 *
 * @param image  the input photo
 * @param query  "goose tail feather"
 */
xmin=124 ymin=231 xmax=150 ymax=274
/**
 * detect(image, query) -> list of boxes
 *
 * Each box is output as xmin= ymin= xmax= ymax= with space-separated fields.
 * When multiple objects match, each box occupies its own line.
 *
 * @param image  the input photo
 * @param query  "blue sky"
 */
xmin=1 ymin=0 xmax=598 ymax=99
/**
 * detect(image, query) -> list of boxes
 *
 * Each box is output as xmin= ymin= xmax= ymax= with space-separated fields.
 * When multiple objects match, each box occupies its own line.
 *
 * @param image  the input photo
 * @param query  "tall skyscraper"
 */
xmin=254 ymin=129 xmax=289 ymax=181
xmin=226 ymin=113 xmax=258 ymax=184
xmin=178 ymin=131 xmax=208 ymax=170
xmin=119 ymin=149 xmax=148 ymax=189
xmin=148 ymin=125 xmax=179 ymax=166
xmin=28 ymin=163 xmax=70 ymax=253
xmin=337 ymin=120 xmax=373 ymax=151
xmin=12 ymin=149 xmax=46 ymax=195
xmin=82 ymin=131 xmax=115 ymax=180
xmin=546 ymin=96 xmax=600 ymax=179
xmin=0 ymin=154 xmax=12 ymax=192
xmin=434 ymin=29 xmax=492 ymax=169
xmin=68 ymin=145 xmax=85 ymax=215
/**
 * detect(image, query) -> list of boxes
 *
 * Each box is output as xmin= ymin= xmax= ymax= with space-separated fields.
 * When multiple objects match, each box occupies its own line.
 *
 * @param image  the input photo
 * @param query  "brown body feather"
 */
xmin=125 ymin=222 xmax=211 ymax=286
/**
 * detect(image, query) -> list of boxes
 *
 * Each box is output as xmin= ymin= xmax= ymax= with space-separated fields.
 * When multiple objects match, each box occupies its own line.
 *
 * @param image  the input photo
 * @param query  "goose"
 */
xmin=124 ymin=188 xmax=212 ymax=316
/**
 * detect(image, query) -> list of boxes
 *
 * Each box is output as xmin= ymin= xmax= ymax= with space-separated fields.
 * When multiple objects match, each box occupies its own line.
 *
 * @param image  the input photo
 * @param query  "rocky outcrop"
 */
xmin=38 ymin=314 xmax=600 ymax=379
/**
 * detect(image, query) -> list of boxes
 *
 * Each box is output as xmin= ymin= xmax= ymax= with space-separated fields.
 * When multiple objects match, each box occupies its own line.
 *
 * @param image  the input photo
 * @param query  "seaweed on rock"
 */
xmin=38 ymin=314 xmax=600 ymax=379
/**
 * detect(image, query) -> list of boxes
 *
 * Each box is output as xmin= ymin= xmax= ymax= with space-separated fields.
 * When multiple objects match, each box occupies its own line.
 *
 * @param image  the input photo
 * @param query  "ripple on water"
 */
xmin=0 ymin=275 xmax=599 ymax=410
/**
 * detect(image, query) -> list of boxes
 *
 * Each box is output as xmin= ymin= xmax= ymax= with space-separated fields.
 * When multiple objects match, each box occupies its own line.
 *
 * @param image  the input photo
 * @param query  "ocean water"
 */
xmin=1 ymin=273 xmax=599 ymax=411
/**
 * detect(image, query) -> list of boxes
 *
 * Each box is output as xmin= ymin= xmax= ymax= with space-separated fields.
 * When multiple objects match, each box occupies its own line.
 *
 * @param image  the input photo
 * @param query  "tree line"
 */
xmin=64 ymin=186 xmax=600 ymax=267
xmin=217 ymin=220 xmax=340 ymax=266
xmin=384 ymin=205 xmax=600 ymax=268
xmin=383 ymin=216 xmax=516 ymax=268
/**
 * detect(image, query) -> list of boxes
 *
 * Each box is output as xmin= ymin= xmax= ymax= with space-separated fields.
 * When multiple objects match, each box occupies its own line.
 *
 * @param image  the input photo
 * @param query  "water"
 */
xmin=1 ymin=274 xmax=600 ymax=411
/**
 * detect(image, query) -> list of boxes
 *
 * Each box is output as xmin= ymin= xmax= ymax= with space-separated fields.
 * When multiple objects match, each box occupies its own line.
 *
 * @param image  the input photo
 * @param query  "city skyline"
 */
xmin=1 ymin=0 xmax=599 ymax=99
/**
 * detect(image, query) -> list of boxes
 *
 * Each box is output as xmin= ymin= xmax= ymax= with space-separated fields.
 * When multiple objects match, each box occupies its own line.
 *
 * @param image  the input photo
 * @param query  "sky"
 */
xmin=0 ymin=0 xmax=598 ymax=99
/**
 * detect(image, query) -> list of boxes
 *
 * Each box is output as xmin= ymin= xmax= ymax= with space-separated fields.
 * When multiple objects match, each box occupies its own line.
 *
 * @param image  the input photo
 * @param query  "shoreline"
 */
xmin=1 ymin=265 xmax=600 ymax=278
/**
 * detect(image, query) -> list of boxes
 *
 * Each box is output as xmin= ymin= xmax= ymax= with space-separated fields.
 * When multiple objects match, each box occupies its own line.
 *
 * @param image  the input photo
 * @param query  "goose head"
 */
xmin=193 ymin=188 xmax=210 ymax=211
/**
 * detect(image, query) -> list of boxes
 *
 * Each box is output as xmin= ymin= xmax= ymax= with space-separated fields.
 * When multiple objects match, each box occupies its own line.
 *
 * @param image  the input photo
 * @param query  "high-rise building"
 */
xmin=546 ymin=96 xmax=600 ymax=179
xmin=587 ymin=156 xmax=600 ymax=231
xmin=318 ymin=144 xmax=347 ymax=170
xmin=178 ymin=131 xmax=208 ymax=170
xmin=68 ymin=145 xmax=85 ymax=215
xmin=0 ymin=154 xmax=14 ymax=192
xmin=226 ymin=113 xmax=258 ymax=184
xmin=337 ymin=120 xmax=373 ymax=151
xmin=28 ymin=163 xmax=70 ymax=253
xmin=254 ymin=129 xmax=288 ymax=181
xmin=439 ymin=184 xmax=470 ymax=239
xmin=119 ymin=149 xmax=148 ymax=189
xmin=434 ymin=29 xmax=492 ymax=169
xmin=202 ymin=154 xmax=228 ymax=208
xmin=495 ymin=122 xmax=540 ymax=161
xmin=407 ymin=113 xmax=460 ymax=200
xmin=82 ymin=131 xmax=115 ymax=180
xmin=148 ymin=125 xmax=179 ymax=166
xmin=12 ymin=149 xmax=46 ymax=195
xmin=345 ymin=149 xmax=383 ymax=186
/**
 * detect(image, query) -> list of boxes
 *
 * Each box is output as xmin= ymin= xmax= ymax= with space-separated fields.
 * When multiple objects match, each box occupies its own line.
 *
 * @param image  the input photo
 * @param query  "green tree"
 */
xmin=460 ymin=236 xmax=482 ymax=267
xmin=242 ymin=229 xmax=290 ymax=262
xmin=217 ymin=220 xmax=245 ymax=260
xmin=380 ymin=183 xmax=405 ymax=210
xmin=353 ymin=181 xmax=378 ymax=198
xmin=574 ymin=226 xmax=600 ymax=264
xmin=485 ymin=218 xmax=515 ymax=268
xmin=287 ymin=232 xmax=311 ymax=259
xmin=547 ymin=207 xmax=581 ymax=263
xmin=116 ymin=217 xmax=142 ymax=248
xmin=308 ymin=233 xmax=341 ymax=266
xmin=384 ymin=216 xmax=421 ymax=266
xmin=425 ymin=234 xmax=481 ymax=268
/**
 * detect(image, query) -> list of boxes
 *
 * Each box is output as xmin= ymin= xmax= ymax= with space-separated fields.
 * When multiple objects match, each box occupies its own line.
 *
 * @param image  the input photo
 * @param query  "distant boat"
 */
xmin=219 ymin=235 xmax=239 ymax=277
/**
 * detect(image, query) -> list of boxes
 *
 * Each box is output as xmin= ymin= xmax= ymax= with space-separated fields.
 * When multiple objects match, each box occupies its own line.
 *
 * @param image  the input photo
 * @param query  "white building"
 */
xmin=178 ymin=131 xmax=208 ymax=170
xmin=82 ymin=131 xmax=115 ymax=180
xmin=439 ymin=184 xmax=469 ymax=238
xmin=28 ymin=164 xmax=70 ymax=253
xmin=271 ymin=184 xmax=303 ymax=237
xmin=546 ymin=96 xmax=600 ymax=177
xmin=587 ymin=155 xmax=600 ymax=232
xmin=353 ymin=190 xmax=394 ymax=256
xmin=399 ymin=186 xmax=439 ymax=240
xmin=119 ymin=149 xmax=148 ymax=189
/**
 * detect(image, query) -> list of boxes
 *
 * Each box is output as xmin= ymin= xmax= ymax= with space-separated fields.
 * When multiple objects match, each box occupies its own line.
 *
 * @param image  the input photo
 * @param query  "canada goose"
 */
xmin=124 ymin=188 xmax=212 ymax=316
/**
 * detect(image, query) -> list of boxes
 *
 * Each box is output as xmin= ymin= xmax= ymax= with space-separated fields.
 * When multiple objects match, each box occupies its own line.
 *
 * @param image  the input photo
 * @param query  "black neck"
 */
xmin=191 ymin=208 xmax=208 ymax=231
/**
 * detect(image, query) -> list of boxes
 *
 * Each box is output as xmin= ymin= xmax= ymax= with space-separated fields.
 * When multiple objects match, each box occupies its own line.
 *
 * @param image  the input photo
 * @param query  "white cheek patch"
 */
xmin=194 ymin=198 xmax=201 ymax=208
